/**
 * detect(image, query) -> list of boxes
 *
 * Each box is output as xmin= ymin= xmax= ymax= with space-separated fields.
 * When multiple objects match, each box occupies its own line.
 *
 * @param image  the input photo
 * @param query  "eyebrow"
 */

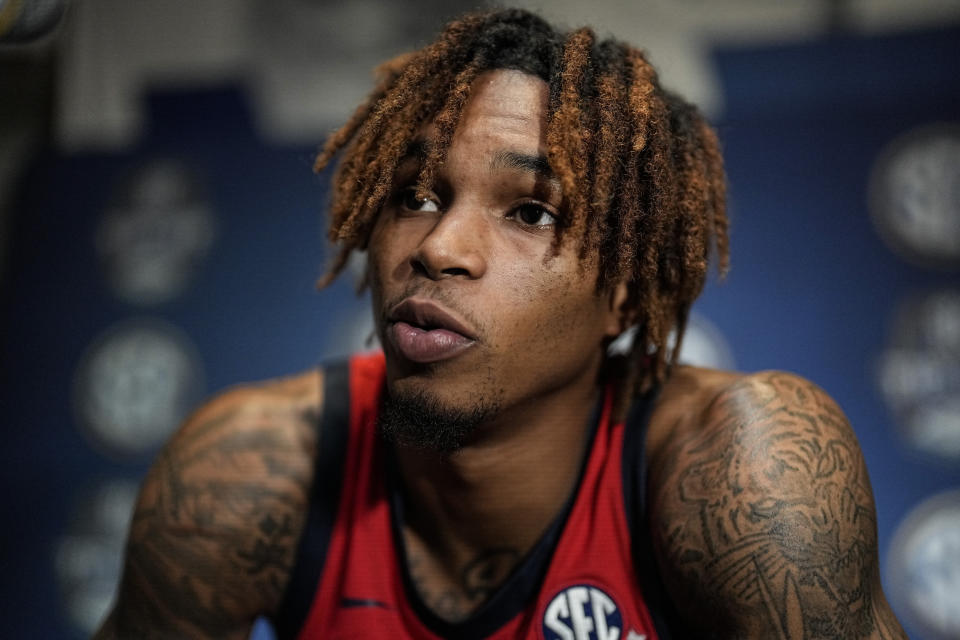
xmin=400 ymin=140 xmax=557 ymax=183
xmin=491 ymin=150 xmax=555 ymax=181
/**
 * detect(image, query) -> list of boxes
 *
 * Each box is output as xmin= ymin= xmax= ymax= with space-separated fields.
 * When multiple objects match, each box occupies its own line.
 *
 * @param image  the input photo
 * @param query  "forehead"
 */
xmin=454 ymin=69 xmax=550 ymax=148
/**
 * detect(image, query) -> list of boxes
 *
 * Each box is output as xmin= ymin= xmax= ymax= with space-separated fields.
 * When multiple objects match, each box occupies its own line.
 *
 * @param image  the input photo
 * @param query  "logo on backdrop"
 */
xmin=542 ymin=584 xmax=625 ymax=640
xmin=877 ymin=289 xmax=960 ymax=460
xmin=868 ymin=123 xmax=960 ymax=270
xmin=55 ymin=479 xmax=139 ymax=635
xmin=96 ymin=159 xmax=216 ymax=306
xmin=886 ymin=490 xmax=960 ymax=640
xmin=72 ymin=318 xmax=205 ymax=459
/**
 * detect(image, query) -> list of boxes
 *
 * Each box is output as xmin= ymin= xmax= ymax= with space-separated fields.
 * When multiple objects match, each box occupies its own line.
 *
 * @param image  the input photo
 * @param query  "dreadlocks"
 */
xmin=315 ymin=8 xmax=729 ymax=403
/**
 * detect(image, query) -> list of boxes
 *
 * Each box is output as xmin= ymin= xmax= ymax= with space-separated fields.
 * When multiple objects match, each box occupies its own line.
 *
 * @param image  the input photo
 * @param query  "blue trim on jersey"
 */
xmin=272 ymin=360 xmax=351 ymax=639
xmin=621 ymin=384 xmax=688 ymax=639
xmin=385 ymin=395 xmax=604 ymax=639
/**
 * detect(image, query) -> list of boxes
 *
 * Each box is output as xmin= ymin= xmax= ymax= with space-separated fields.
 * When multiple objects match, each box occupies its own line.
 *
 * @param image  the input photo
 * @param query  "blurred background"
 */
xmin=1 ymin=0 xmax=959 ymax=638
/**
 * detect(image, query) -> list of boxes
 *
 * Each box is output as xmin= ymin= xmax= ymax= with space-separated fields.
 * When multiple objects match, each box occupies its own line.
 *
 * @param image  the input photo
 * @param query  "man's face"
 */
xmin=367 ymin=69 xmax=625 ymax=440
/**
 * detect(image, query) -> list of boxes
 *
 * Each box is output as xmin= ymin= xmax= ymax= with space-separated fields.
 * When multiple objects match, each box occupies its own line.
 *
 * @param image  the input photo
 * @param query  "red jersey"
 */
xmin=273 ymin=352 xmax=681 ymax=639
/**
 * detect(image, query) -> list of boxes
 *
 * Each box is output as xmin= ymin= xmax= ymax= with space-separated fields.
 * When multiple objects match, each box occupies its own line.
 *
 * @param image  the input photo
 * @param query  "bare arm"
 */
xmin=648 ymin=371 xmax=906 ymax=639
xmin=94 ymin=372 xmax=320 ymax=639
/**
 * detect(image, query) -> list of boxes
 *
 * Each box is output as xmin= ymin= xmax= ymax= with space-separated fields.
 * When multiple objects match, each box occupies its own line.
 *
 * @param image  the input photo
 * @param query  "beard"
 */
xmin=377 ymin=387 xmax=500 ymax=454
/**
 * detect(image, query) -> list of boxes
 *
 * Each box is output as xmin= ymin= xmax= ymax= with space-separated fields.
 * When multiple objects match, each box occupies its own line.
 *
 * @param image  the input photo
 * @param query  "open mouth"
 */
xmin=387 ymin=298 xmax=476 ymax=363
xmin=389 ymin=298 xmax=476 ymax=339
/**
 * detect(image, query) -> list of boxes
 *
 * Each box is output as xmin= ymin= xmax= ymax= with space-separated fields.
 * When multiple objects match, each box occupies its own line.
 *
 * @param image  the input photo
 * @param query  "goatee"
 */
xmin=377 ymin=388 xmax=499 ymax=454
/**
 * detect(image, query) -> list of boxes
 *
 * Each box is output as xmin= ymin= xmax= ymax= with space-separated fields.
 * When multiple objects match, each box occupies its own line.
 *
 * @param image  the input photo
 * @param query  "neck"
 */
xmin=392 ymin=374 xmax=603 ymax=620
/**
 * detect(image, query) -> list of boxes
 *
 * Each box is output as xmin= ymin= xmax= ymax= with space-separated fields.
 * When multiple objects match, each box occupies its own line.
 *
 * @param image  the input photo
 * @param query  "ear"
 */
xmin=604 ymin=281 xmax=636 ymax=338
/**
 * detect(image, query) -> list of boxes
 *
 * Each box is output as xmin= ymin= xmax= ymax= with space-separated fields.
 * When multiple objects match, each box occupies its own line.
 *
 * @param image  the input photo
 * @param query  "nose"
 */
xmin=410 ymin=206 xmax=488 ymax=280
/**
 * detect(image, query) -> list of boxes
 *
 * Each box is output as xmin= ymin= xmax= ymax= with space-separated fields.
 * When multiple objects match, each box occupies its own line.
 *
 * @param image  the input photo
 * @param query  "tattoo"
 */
xmin=407 ymin=547 xmax=520 ymax=622
xmin=650 ymin=373 xmax=905 ymax=639
xmin=236 ymin=513 xmax=296 ymax=576
xmin=462 ymin=548 xmax=521 ymax=600
xmin=98 ymin=385 xmax=318 ymax=639
xmin=408 ymin=551 xmax=464 ymax=622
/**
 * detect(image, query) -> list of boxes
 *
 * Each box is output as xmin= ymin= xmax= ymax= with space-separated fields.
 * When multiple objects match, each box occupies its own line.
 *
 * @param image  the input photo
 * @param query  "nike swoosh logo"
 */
xmin=340 ymin=597 xmax=391 ymax=609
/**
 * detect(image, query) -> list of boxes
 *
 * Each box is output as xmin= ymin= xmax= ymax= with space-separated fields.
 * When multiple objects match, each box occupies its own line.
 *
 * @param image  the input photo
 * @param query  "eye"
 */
xmin=400 ymin=187 xmax=440 ymax=213
xmin=510 ymin=202 xmax=557 ymax=228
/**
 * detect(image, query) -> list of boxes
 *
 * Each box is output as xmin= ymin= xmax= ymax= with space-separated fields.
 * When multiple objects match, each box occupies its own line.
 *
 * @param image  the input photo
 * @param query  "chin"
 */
xmin=378 ymin=381 xmax=502 ymax=454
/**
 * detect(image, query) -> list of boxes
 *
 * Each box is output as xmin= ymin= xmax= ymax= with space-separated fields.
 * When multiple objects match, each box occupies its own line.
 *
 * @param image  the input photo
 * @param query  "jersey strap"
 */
xmin=272 ymin=360 xmax=350 ymax=639
xmin=279 ymin=354 xmax=675 ymax=638
xmin=621 ymin=385 xmax=689 ymax=638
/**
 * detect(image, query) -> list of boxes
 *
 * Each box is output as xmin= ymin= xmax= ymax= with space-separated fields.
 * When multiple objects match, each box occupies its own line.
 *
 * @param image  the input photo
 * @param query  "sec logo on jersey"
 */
xmin=542 ymin=584 xmax=625 ymax=640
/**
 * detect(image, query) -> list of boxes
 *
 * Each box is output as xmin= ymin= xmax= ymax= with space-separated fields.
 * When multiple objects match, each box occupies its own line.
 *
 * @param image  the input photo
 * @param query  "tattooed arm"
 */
xmin=648 ymin=371 xmax=906 ymax=639
xmin=93 ymin=371 xmax=321 ymax=639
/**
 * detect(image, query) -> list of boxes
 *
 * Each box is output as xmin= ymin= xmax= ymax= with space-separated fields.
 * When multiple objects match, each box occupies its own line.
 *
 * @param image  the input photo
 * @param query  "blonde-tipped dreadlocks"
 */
xmin=315 ymin=8 xmax=729 ymax=402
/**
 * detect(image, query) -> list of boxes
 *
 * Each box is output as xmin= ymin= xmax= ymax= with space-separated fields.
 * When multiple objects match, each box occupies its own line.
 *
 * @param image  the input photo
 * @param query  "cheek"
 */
xmin=367 ymin=218 xmax=402 ymax=293
xmin=497 ymin=264 xmax=606 ymax=356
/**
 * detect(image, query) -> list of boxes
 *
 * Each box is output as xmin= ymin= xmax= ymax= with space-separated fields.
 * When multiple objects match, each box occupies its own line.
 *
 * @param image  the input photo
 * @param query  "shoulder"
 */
xmin=166 ymin=367 xmax=324 ymax=467
xmin=647 ymin=368 xmax=868 ymax=533
xmin=646 ymin=367 xmax=853 ymax=476
xmin=101 ymin=368 xmax=325 ymax=638
xmin=156 ymin=368 xmax=325 ymax=537
xmin=643 ymin=368 xmax=906 ymax=638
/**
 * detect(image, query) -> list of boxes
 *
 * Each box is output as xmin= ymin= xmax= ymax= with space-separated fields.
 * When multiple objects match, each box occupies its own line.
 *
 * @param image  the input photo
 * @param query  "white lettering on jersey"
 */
xmin=591 ymin=587 xmax=619 ymax=640
xmin=542 ymin=584 xmax=623 ymax=640
xmin=544 ymin=591 xmax=575 ymax=640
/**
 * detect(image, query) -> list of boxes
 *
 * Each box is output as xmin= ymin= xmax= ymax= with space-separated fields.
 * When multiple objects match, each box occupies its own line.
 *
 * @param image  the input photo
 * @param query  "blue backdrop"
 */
xmin=2 ymin=24 xmax=958 ymax=639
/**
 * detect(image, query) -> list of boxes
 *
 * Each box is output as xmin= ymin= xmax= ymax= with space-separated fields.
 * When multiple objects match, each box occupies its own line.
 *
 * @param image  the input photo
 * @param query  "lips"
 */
xmin=386 ymin=298 xmax=476 ymax=363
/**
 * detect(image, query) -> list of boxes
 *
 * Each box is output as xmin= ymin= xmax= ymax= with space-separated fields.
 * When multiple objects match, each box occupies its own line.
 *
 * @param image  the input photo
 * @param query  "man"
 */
xmin=96 ymin=9 xmax=907 ymax=639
